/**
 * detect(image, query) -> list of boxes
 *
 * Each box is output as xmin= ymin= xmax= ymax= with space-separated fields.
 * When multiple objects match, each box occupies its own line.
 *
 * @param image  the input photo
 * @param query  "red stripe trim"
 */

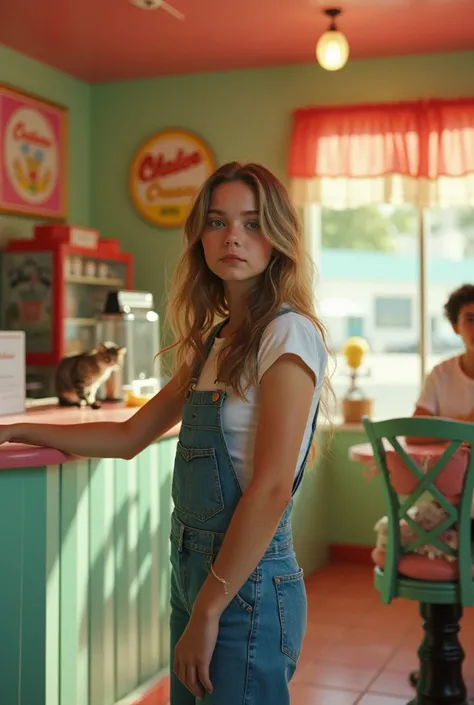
xmin=127 ymin=675 xmax=170 ymax=705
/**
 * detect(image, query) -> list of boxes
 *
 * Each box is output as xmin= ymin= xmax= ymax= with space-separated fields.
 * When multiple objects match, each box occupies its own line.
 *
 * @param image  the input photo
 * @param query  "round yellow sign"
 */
xmin=129 ymin=128 xmax=215 ymax=228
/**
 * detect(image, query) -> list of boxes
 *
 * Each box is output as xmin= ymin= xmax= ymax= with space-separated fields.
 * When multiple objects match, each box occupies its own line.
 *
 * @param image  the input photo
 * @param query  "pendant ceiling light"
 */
xmin=316 ymin=8 xmax=350 ymax=72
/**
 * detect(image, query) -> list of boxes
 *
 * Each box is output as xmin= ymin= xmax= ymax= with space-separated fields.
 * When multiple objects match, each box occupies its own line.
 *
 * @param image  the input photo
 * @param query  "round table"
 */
xmin=349 ymin=440 xmax=473 ymax=515
xmin=350 ymin=440 xmax=456 ymax=465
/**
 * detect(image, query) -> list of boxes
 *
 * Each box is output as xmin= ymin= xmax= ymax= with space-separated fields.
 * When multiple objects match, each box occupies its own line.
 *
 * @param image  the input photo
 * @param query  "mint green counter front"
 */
xmin=0 ymin=405 xmax=378 ymax=705
xmin=0 ymin=404 xmax=178 ymax=705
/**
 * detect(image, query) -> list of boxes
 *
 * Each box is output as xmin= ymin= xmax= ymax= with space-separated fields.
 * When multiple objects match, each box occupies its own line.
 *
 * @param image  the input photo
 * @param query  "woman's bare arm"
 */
xmin=0 ymin=363 xmax=190 ymax=459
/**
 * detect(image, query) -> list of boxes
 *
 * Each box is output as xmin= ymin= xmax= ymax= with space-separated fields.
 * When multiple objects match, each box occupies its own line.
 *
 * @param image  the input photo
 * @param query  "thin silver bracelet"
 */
xmin=210 ymin=563 xmax=230 ymax=595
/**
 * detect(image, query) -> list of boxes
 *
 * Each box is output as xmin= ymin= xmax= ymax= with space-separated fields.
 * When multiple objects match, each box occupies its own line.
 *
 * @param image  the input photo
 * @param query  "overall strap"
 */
xmin=190 ymin=318 xmax=229 ymax=383
xmin=292 ymin=402 xmax=320 ymax=496
xmin=204 ymin=319 xmax=228 ymax=354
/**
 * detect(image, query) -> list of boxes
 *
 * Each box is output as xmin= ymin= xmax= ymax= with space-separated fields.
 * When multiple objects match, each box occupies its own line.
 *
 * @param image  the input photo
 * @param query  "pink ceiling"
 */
xmin=0 ymin=0 xmax=473 ymax=83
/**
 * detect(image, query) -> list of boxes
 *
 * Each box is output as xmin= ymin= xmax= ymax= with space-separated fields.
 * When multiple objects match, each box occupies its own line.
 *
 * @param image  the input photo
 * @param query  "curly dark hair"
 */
xmin=444 ymin=284 xmax=474 ymax=325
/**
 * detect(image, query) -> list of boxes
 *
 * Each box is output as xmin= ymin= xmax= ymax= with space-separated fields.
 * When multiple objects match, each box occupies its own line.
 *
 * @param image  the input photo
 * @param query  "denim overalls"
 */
xmin=170 ymin=309 xmax=319 ymax=704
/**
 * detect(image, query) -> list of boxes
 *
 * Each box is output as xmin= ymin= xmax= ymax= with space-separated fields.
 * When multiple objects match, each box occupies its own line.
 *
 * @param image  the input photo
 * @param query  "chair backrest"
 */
xmin=362 ymin=416 xmax=474 ymax=606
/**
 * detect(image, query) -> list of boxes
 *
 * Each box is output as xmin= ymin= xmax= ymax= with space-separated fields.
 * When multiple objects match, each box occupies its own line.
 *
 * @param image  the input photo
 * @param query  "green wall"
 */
xmin=325 ymin=430 xmax=385 ymax=547
xmin=0 ymin=44 xmax=91 ymax=247
xmin=90 ymin=51 xmax=474 ymax=320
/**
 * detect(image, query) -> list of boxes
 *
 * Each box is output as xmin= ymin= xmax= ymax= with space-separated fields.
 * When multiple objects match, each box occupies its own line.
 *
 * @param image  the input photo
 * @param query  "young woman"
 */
xmin=0 ymin=162 xmax=329 ymax=704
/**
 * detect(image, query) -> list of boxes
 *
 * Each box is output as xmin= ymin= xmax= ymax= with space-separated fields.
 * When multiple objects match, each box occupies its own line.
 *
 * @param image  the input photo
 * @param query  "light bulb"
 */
xmin=316 ymin=29 xmax=350 ymax=71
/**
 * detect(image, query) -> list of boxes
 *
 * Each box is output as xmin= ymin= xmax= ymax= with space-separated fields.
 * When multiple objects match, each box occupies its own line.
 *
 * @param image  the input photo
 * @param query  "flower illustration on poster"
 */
xmin=129 ymin=128 xmax=215 ymax=228
xmin=5 ymin=108 xmax=57 ymax=202
xmin=0 ymin=85 xmax=68 ymax=219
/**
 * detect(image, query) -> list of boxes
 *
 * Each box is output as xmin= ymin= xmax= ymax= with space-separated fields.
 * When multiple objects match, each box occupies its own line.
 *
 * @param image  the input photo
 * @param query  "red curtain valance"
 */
xmin=289 ymin=98 xmax=474 ymax=181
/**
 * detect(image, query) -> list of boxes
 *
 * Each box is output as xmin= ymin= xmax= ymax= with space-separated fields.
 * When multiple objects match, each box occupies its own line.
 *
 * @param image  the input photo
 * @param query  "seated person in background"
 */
xmin=412 ymin=284 xmax=474 ymax=443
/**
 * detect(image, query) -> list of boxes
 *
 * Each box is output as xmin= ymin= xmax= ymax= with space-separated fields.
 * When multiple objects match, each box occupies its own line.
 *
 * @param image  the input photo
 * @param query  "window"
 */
xmin=374 ymin=297 xmax=412 ymax=329
xmin=292 ymin=98 xmax=474 ymax=420
xmin=307 ymin=204 xmax=474 ymax=419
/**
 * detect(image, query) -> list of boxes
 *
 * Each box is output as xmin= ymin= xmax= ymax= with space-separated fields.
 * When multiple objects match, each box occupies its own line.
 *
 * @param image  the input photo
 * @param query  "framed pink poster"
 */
xmin=0 ymin=85 xmax=68 ymax=220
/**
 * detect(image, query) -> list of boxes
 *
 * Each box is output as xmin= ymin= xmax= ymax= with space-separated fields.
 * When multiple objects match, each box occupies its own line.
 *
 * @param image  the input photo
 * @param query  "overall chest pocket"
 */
xmin=172 ymin=442 xmax=224 ymax=521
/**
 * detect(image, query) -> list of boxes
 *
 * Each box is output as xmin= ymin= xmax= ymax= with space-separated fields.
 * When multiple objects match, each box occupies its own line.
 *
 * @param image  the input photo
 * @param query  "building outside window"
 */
xmin=374 ymin=296 xmax=412 ymax=329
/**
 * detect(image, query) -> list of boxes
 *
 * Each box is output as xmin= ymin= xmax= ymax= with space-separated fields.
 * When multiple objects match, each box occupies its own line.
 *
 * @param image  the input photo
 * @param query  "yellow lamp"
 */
xmin=316 ymin=8 xmax=350 ymax=72
xmin=343 ymin=336 xmax=369 ymax=372
xmin=341 ymin=336 xmax=374 ymax=423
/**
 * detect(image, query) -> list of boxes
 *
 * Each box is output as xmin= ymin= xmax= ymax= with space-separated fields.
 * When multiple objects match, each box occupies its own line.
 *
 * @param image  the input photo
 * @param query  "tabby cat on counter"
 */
xmin=55 ymin=342 xmax=126 ymax=409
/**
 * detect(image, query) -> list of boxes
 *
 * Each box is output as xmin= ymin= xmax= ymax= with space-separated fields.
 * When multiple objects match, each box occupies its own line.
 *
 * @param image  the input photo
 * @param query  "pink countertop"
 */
xmin=0 ymin=403 xmax=180 ymax=470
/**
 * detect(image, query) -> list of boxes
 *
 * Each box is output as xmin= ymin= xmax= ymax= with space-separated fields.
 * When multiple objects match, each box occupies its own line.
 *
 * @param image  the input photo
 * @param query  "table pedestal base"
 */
xmin=408 ymin=602 xmax=467 ymax=705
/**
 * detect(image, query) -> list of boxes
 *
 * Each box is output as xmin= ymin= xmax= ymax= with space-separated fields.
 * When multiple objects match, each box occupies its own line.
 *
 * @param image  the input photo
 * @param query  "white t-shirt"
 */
xmin=416 ymin=355 xmax=474 ymax=419
xmin=194 ymin=312 xmax=328 ymax=491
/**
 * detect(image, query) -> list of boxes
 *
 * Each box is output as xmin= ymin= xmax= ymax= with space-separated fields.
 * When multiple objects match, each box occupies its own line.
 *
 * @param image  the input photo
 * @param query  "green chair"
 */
xmin=362 ymin=416 xmax=474 ymax=705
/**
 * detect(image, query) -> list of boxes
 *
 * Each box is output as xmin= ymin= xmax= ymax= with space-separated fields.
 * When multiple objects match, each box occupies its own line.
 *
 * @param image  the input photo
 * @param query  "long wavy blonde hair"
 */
xmin=165 ymin=161 xmax=332 ymax=420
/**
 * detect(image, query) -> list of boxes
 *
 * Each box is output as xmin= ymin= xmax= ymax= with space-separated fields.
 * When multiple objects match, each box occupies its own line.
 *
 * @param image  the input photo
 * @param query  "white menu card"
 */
xmin=0 ymin=331 xmax=25 ymax=417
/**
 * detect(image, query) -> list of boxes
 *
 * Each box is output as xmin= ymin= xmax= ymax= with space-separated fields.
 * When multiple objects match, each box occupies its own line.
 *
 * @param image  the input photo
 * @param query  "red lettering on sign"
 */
xmin=138 ymin=148 xmax=202 ymax=183
xmin=13 ymin=122 xmax=52 ymax=148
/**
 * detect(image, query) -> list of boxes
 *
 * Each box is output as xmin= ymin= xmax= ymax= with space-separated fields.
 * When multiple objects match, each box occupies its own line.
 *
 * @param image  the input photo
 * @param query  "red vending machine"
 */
xmin=1 ymin=224 xmax=133 ymax=397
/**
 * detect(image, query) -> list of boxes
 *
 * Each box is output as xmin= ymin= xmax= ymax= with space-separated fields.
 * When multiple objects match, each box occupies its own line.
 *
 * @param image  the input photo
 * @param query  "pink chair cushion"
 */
xmin=387 ymin=444 xmax=470 ymax=500
xmin=372 ymin=547 xmax=474 ymax=582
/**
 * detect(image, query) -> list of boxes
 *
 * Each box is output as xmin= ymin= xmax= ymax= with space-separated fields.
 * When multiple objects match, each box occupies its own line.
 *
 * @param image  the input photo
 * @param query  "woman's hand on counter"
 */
xmin=0 ymin=420 xmax=132 ymax=457
xmin=0 ymin=363 xmax=190 ymax=459
xmin=0 ymin=425 xmax=13 ymax=445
